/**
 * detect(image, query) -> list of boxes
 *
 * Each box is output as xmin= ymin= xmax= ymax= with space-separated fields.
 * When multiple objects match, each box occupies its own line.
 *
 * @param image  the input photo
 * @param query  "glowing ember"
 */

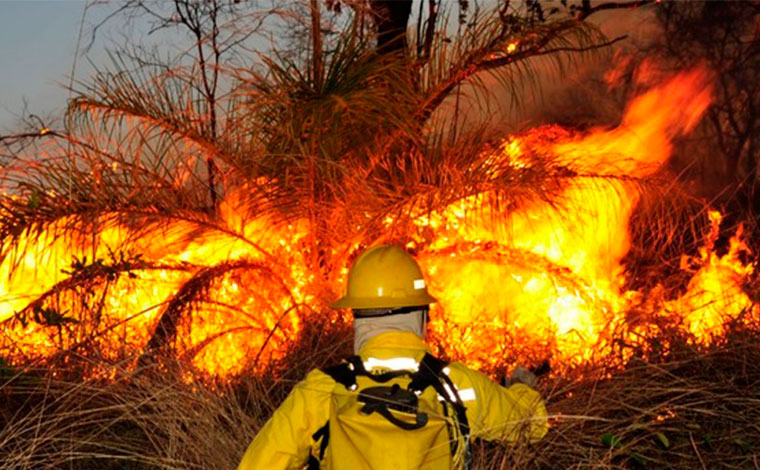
xmin=0 ymin=67 xmax=757 ymax=379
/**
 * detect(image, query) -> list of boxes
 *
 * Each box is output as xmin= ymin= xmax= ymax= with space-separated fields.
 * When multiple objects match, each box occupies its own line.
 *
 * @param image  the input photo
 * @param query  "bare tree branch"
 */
xmin=576 ymin=0 xmax=654 ymax=21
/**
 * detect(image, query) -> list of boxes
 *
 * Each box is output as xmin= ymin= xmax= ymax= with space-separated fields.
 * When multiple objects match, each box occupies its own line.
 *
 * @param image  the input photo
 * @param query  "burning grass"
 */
xmin=0 ymin=64 xmax=757 ymax=467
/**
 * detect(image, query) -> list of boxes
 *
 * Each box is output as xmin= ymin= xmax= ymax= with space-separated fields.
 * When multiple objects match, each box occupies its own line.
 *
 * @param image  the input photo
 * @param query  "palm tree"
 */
xmin=0 ymin=0 xmax=617 ymax=376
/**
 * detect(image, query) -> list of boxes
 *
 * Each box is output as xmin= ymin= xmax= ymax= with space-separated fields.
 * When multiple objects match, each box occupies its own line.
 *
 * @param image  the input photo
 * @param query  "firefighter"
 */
xmin=238 ymin=245 xmax=548 ymax=470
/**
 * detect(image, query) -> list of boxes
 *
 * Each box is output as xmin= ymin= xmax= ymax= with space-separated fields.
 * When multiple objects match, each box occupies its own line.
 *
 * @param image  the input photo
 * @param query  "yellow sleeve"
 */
xmin=237 ymin=369 xmax=335 ymax=470
xmin=449 ymin=363 xmax=548 ymax=443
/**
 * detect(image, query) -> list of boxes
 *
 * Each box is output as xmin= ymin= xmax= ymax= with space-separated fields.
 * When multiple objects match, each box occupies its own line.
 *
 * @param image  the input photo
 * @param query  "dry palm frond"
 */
xmin=0 ymin=3 xmax=621 ymax=267
xmin=69 ymin=51 xmax=220 ymax=157
xmin=416 ymin=7 xmax=611 ymax=124
xmin=0 ymin=0 xmax=690 ymax=387
xmin=237 ymin=38 xmax=419 ymax=173
xmin=140 ymin=258 xmax=298 ymax=361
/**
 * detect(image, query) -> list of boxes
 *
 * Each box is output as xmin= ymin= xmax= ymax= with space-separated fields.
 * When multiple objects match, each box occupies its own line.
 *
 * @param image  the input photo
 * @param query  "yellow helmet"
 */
xmin=331 ymin=245 xmax=437 ymax=309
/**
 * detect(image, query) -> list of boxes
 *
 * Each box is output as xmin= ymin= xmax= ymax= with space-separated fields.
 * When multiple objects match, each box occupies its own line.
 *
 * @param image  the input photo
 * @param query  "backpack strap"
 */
xmin=411 ymin=353 xmax=472 ymax=470
xmin=363 ymin=400 xmax=429 ymax=430
xmin=408 ymin=353 xmax=448 ymax=392
xmin=322 ymin=361 xmax=357 ymax=390
xmin=306 ymin=422 xmax=330 ymax=470
xmin=307 ymin=361 xmax=355 ymax=470
xmin=358 ymin=384 xmax=429 ymax=430
xmin=438 ymin=368 xmax=472 ymax=470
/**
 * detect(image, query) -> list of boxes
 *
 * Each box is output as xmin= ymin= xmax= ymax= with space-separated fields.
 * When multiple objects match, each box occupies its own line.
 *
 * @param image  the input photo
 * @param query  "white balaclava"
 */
xmin=353 ymin=309 xmax=427 ymax=354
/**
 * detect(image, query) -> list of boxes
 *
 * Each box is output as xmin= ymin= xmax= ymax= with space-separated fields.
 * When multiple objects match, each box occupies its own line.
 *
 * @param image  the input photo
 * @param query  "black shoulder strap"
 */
xmin=321 ymin=359 xmax=358 ymax=390
xmin=410 ymin=353 xmax=472 ymax=469
xmin=308 ymin=359 xmax=355 ymax=470
xmin=408 ymin=353 xmax=448 ymax=392
xmin=437 ymin=367 xmax=472 ymax=470
xmin=407 ymin=353 xmax=470 ymax=437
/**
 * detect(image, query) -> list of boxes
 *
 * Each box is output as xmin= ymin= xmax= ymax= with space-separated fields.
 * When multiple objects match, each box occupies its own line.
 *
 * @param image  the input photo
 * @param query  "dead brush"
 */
xmin=1 ymin=321 xmax=759 ymax=470
xmin=0 ymin=361 xmax=254 ymax=470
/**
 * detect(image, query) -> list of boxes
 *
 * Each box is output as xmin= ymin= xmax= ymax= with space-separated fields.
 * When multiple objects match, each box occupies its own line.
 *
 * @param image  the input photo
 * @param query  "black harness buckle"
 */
xmin=358 ymin=384 xmax=429 ymax=430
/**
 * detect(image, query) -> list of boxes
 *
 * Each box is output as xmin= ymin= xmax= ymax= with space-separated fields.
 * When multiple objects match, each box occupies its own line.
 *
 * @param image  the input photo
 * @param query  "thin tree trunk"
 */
xmin=311 ymin=0 xmax=324 ymax=90
xmin=370 ymin=0 xmax=413 ymax=55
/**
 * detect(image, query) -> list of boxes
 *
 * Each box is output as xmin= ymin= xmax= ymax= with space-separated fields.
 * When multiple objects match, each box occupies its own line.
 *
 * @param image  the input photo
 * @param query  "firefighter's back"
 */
xmin=321 ymin=371 xmax=454 ymax=470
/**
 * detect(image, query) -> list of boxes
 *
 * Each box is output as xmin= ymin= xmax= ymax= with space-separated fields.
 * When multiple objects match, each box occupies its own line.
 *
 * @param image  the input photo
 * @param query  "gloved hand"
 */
xmin=507 ymin=365 xmax=538 ymax=389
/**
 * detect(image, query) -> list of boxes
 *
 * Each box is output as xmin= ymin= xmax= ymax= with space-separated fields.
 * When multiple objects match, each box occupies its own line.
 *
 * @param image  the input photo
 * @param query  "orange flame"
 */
xmin=0 ymin=67 xmax=756 ymax=378
xmin=417 ymin=68 xmax=755 ymax=371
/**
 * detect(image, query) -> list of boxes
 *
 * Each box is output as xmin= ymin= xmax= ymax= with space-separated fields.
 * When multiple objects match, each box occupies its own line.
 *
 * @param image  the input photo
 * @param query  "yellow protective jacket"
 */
xmin=238 ymin=331 xmax=548 ymax=470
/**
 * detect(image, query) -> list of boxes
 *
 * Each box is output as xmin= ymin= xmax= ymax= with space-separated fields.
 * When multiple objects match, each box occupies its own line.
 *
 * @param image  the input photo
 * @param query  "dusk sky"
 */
xmin=0 ymin=1 xmax=174 ymax=132
xmin=0 ymin=1 xmax=94 ymax=130
xmin=0 ymin=1 xmax=652 ymax=132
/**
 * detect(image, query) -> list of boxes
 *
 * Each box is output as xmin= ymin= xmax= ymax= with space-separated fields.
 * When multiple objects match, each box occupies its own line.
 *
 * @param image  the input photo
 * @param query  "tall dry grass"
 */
xmin=2 ymin=316 xmax=759 ymax=470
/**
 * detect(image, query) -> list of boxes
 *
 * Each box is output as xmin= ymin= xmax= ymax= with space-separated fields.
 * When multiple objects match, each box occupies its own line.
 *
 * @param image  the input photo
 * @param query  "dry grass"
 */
xmin=0 ymin=366 xmax=254 ymax=470
xmin=1 ymin=319 xmax=759 ymax=470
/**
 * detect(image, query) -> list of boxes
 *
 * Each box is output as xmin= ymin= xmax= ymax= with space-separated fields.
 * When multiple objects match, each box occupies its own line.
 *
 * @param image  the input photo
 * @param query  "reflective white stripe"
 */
xmin=457 ymin=388 xmax=476 ymax=401
xmin=442 ymin=366 xmax=451 ymax=375
xmin=363 ymin=357 xmax=419 ymax=371
xmin=439 ymin=384 xmax=476 ymax=402
xmin=443 ymin=383 xmax=457 ymax=401
xmin=413 ymin=279 xmax=426 ymax=290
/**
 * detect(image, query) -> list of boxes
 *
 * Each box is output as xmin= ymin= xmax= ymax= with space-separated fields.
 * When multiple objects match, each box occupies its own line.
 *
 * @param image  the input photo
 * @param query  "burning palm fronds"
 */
xmin=1 ymin=61 xmax=755 ymax=378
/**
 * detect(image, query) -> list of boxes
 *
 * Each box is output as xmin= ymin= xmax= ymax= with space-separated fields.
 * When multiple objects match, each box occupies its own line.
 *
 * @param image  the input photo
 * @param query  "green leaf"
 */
xmin=702 ymin=433 xmax=713 ymax=450
xmin=601 ymin=433 xmax=622 ymax=448
xmin=655 ymin=432 xmax=670 ymax=449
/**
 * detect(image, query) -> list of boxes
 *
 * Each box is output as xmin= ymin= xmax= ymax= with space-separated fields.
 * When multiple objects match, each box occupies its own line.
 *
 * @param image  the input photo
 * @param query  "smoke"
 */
xmin=432 ymin=4 xmax=661 ymax=136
